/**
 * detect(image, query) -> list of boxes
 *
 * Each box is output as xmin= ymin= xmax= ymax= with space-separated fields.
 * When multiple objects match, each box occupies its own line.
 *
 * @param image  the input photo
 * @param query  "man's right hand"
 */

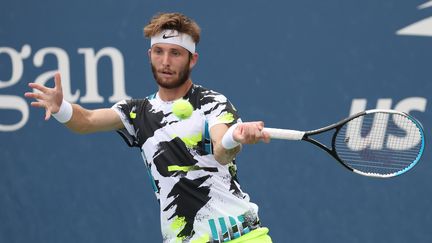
xmin=24 ymin=72 xmax=64 ymax=121
xmin=233 ymin=121 xmax=271 ymax=144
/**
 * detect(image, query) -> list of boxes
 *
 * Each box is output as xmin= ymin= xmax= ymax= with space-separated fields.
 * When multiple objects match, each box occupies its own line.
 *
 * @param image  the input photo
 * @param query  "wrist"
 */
xmin=221 ymin=123 xmax=241 ymax=149
xmin=52 ymin=99 xmax=73 ymax=123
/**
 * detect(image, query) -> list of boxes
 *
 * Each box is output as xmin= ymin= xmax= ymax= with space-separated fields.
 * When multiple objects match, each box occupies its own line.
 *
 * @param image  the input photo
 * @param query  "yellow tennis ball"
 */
xmin=172 ymin=99 xmax=193 ymax=119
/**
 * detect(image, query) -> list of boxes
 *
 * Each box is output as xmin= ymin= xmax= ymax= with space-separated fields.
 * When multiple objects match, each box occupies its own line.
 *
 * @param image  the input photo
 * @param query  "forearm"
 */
xmin=211 ymin=123 xmax=242 ymax=165
xmin=64 ymin=104 xmax=95 ymax=134
xmin=213 ymin=142 xmax=241 ymax=165
xmin=64 ymin=104 xmax=123 ymax=134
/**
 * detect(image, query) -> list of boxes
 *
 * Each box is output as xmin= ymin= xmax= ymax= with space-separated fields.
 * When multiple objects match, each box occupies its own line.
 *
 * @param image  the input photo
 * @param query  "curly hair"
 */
xmin=144 ymin=12 xmax=201 ymax=44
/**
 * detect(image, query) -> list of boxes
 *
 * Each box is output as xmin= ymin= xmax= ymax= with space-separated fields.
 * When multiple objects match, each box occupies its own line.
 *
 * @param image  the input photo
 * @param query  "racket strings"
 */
xmin=335 ymin=112 xmax=423 ymax=176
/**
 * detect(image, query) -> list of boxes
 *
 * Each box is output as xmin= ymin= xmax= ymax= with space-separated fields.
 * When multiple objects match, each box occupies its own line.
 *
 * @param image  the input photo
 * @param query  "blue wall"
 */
xmin=1 ymin=1 xmax=431 ymax=242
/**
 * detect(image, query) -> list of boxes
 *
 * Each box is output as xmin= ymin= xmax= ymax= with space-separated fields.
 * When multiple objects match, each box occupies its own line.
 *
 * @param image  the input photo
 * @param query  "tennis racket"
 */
xmin=263 ymin=109 xmax=425 ymax=178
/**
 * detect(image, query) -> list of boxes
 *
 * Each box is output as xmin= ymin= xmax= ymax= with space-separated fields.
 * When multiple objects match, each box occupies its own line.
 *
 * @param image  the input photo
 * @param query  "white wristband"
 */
xmin=221 ymin=123 xmax=241 ymax=149
xmin=52 ymin=99 xmax=73 ymax=123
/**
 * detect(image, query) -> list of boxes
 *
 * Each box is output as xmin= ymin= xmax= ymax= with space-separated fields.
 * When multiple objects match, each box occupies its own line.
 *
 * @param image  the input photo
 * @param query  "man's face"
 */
xmin=149 ymin=43 xmax=196 ymax=89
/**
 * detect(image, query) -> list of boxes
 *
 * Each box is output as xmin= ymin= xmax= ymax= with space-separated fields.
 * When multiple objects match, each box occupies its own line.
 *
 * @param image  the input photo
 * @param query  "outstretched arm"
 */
xmin=24 ymin=72 xmax=124 ymax=134
xmin=211 ymin=121 xmax=270 ymax=165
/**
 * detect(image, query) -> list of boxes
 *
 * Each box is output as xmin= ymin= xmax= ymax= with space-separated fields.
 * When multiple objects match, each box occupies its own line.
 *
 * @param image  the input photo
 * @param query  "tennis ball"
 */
xmin=172 ymin=99 xmax=193 ymax=120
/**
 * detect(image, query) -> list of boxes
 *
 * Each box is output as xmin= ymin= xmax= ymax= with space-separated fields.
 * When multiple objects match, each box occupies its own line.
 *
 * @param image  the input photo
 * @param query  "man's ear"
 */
xmin=189 ymin=52 xmax=199 ymax=69
xmin=147 ymin=48 xmax=152 ymax=60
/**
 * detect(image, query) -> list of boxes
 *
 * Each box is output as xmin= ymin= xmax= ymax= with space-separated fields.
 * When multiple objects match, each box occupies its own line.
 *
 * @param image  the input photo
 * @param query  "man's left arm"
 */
xmin=211 ymin=122 xmax=270 ymax=165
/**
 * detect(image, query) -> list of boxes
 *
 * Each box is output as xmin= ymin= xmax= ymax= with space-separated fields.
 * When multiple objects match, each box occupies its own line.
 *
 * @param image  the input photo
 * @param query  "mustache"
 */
xmin=157 ymin=68 xmax=175 ymax=74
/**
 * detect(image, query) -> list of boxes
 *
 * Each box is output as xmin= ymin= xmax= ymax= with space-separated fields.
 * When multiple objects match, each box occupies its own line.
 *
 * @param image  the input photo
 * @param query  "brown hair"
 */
xmin=144 ymin=12 xmax=201 ymax=44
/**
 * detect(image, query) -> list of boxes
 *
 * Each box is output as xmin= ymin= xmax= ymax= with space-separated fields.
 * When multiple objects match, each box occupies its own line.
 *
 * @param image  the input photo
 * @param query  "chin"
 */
xmin=157 ymin=80 xmax=185 ymax=89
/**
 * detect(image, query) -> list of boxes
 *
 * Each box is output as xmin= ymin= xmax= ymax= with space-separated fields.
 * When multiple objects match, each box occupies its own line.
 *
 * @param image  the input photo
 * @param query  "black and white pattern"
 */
xmin=112 ymin=84 xmax=260 ymax=242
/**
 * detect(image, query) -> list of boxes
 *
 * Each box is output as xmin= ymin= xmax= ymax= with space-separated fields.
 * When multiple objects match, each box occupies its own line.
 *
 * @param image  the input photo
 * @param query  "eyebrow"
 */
xmin=152 ymin=44 xmax=185 ymax=53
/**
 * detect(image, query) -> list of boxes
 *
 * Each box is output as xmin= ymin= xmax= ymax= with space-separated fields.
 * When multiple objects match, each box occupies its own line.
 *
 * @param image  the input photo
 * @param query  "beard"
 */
xmin=151 ymin=60 xmax=191 ymax=89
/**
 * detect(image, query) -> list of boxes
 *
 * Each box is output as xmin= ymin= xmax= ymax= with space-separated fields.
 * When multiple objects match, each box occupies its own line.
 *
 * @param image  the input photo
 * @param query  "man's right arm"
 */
xmin=24 ymin=72 xmax=124 ymax=134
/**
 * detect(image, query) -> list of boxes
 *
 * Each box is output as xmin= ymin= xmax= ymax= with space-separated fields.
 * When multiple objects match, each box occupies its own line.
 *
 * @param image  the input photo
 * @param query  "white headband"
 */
xmin=150 ymin=29 xmax=196 ymax=54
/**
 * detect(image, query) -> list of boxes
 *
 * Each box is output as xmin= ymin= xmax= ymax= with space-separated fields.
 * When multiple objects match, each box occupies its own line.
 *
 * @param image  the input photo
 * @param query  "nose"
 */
xmin=161 ymin=52 xmax=170 ymax=67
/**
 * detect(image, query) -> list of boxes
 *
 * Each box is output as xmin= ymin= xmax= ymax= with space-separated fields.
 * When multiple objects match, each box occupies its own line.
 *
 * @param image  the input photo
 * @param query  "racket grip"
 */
xmin=263 ymin=128 xmax=305 ymax=140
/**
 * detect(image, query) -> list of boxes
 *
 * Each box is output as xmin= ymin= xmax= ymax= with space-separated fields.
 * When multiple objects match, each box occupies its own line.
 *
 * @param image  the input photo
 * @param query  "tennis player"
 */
xmin=25 ymin=12 xmax=272 ymax=243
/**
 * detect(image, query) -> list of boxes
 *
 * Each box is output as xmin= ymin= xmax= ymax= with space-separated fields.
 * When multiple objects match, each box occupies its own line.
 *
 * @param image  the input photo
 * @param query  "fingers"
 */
xmin=54 ymin=72 xmax=63 ymax=91
xmin=262 ymin=130 xmax=271 ymax=143
xmin=235 ymin=121 xmax=270 ymax=144
xmin=24 ymin=72 xmax=62 ymax=121
xmin=28 ymin=82 xmax=50 ymax=93
xmin=24 ymin=91 xmax=43 ymax=100
xmin=30 ymin=101 xmax=51 ymax=121
xmin=45 ymin=109 xmax=52 ymax=121
xmin=30 ymin=101 xmax=46 ymax=108
xmin=255 ymin=121 xmax=264 ymax=130
xmin=27 ymin=72 xmax=62 ymax=94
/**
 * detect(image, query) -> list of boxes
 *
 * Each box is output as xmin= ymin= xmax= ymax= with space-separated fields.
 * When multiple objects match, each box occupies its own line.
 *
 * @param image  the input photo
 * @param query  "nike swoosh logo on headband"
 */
xmin=162 ymin=34 xmax=178 ymax=39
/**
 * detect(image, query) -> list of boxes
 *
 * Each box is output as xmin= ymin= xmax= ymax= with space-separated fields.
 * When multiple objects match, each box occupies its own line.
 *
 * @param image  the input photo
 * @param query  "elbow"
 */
xmin=214 ymin=145 xmax=241 ymax=165
xmin=66 ymin=122 xmax=93 ymax=135
xmin=214 ymin=154 xmax=230 ymax=166
xmin=73 ymin=128 xmax=91 ymax=135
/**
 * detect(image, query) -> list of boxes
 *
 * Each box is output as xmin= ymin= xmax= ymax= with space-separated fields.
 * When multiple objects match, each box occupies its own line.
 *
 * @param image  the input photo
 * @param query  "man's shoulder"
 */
xmin=113 ymin=97 xmax=151 ymax=109
xmin=191 ymin=84 xmax=225 ymax=98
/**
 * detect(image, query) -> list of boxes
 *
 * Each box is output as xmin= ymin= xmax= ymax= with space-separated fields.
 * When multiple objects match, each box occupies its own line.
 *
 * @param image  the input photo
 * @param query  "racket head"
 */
xmin=332 ymin=109 xmax=425 ymax=178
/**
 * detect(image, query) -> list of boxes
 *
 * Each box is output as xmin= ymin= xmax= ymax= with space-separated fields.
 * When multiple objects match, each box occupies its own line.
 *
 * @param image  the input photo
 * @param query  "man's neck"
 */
xmin=157 ymin=79 xmax=193 ymax=101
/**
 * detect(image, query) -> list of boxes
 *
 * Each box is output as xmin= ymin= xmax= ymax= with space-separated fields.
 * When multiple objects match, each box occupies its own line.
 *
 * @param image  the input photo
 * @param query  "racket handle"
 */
xmin=263 ymin=128 xmax=305 ymax=140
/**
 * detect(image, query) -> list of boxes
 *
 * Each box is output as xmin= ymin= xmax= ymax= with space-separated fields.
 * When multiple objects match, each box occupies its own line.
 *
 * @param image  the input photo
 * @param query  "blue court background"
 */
xmin=1 ymin=0 xmax=431 ymax=242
